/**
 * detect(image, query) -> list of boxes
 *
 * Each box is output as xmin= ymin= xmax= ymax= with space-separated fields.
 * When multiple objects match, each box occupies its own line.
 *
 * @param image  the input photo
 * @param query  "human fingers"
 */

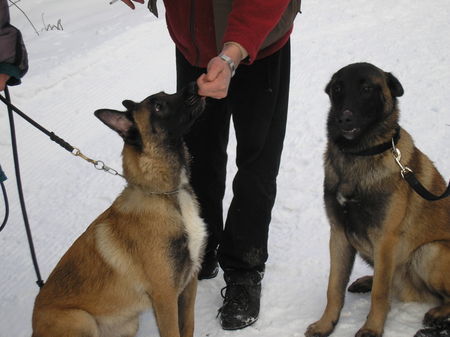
xmin=205 ymin=57 xmax=231 ymax=82
xmin=120 ymin=0 xmax=144 ymax=9
xmin=197 ymin=69 xmax=231 ymax=99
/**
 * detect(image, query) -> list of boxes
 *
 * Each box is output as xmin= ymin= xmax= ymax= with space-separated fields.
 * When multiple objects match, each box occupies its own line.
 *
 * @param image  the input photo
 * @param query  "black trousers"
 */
xmin=176 ymin=41 xmax=290 ymax=272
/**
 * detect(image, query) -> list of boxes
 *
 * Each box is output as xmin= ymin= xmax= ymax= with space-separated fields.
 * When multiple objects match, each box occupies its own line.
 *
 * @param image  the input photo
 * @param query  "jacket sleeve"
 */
xmin=0 ymin=0 xmax=29 ymax=85
xmin=222 ymin=0 xmax=292 ymax=62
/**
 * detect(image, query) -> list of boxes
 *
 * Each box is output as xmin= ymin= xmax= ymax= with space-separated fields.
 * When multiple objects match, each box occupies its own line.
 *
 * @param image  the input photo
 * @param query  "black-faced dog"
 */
xmin=32 ymin=83 xmax=207 ymax=337
xmin=305 ymin=63 xmax=450 ymax=337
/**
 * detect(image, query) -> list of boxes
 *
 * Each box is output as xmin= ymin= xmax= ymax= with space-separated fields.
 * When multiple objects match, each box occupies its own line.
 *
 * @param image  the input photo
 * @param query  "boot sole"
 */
xmin=220 ymin=316 xmax=259 ymax=330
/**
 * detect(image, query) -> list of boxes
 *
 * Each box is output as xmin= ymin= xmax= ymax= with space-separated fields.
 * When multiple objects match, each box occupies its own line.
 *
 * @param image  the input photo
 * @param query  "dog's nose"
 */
xmin=338 ymin=110 xmax=354 ymax=128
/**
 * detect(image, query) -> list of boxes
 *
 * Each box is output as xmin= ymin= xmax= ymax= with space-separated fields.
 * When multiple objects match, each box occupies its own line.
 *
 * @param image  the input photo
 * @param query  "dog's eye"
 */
xmin=332 ymin=85 xmax=342 ymax=94
xmin=154 ymin=102 xmax=162 ymax=112
xmin=362 ymin=86 xmax=373 ymax=93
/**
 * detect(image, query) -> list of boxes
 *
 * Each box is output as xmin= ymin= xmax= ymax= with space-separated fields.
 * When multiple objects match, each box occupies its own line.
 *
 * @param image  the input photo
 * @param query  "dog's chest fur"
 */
xmin=176 ymin=169 xmax=206 ymax=277
xmin=325 ymin=150 xmax=393 ymax=252
xmin=95 ymin=168 xmax=206 ymax=292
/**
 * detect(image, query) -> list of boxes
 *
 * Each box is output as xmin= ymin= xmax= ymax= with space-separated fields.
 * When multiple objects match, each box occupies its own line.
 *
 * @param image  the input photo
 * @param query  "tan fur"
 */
xmin=32 ymin=99 xmax=206 ymax=337
xmin=306 ymin=69 xmax=450 ymax=337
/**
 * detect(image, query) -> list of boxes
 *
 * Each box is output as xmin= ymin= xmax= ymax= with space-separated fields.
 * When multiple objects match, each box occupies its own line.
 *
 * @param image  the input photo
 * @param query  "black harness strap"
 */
xmin=0 ymin=92 xmax=75 ymax=154
xmin=403 ymin=171 xmax=450 ymax=201
xmin=0 ymin=91 xmax=123 ymax=178
xmin=344 ymin=126 xmax=450 ymax=202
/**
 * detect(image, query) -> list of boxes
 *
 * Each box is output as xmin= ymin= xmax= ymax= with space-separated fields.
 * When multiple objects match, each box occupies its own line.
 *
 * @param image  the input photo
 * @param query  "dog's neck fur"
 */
xmin=121 ymin=142 xmax=187 ymax=194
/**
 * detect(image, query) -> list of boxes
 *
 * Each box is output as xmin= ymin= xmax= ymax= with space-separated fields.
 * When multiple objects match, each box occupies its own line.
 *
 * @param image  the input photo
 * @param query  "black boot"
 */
xmin=415 ymin=328 xmax=450 ymax=337
xmin=198 ymin=249 xmax=219 ymax=280
xmin=218 ymin=269 xmax=263 ymax=330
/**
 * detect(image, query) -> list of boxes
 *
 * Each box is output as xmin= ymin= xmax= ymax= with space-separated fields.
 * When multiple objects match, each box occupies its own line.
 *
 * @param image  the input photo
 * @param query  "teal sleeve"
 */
xmin=0 ymin=62 xmax=21 ymax=85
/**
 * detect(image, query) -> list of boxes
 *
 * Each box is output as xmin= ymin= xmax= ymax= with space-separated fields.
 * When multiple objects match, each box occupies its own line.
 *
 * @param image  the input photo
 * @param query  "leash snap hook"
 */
xmin=400 ymin=166 xmax=413 ymax=179
xmin=391 ymin=144 xmax=412 ymax=178
xmin=105 ymin=166 xmax=120 ymax=176
xmin=93 ymin=160 xmax=122 ymax=177
xmin=74 ymin=148 xmax=123 ymax=178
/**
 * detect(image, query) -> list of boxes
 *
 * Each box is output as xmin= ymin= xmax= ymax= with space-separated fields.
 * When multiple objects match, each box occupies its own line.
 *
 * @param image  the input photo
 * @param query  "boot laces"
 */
xmin=217 ymin=283 xmax=250 ymax=316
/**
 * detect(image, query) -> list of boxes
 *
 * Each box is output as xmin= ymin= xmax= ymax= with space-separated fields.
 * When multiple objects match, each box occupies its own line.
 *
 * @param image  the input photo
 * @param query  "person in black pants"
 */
xmin=177 ymin=41 xmax=291 ymax=329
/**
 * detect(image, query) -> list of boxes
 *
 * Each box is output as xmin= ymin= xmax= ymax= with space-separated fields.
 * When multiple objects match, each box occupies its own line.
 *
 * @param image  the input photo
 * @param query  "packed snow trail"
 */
xmin=0 ymin=1 xmax=449 ymax=336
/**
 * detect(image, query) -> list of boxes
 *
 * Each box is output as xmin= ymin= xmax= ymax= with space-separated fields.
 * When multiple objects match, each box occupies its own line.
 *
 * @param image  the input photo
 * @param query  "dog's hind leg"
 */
xmin=178 ymin=277 xmax=198 ymax=337
xmin=32 ymin=308 xmax=100 ymax=337
xmin=416 ymin=241 xmax=450 ymax=330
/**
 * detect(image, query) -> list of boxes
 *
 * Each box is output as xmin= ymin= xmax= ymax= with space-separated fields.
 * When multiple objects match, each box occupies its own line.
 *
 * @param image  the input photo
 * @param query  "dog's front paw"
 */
xmin=305 ymin=320 xmax=335 ymax=337
xmin=355 ymin=328 xmax=382 ymax=337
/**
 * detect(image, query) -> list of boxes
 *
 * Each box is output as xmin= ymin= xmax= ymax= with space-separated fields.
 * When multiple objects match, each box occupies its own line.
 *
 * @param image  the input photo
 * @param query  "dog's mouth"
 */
xmin=341 ymin=128 xmax=360 ymax=140
xmin=182 ymin=82 xmax=206 ymax=115
xmin=184 ymin=94 xmax=206 ymax=119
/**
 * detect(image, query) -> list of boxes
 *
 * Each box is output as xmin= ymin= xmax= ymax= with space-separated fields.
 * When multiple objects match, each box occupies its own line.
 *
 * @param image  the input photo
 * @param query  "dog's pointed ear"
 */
xmin=385 ymin=72 xmax=404 ymax=97
xmin=122 ymin=100 xmax=137 ymax=111
xmin=94 ymin=109 xmax=134 ymax=139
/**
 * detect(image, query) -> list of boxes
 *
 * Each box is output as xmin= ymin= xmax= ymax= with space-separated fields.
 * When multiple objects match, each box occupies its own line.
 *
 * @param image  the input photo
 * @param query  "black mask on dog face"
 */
xmin=325 ymin=62 xmax=403 ymax=146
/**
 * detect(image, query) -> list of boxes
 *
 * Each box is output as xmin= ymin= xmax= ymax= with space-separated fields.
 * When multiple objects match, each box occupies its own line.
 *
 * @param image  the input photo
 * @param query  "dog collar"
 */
xmin=343 ymin=127 xmax=401 ymax=156
xmin=145 ymin=189 xmax=180 ymax=196
xmin=140 ymin=183 xmax=190 ymax=197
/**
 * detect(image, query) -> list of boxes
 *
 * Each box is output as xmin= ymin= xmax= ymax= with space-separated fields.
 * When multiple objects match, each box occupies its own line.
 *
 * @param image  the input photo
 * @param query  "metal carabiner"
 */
xmin=391 ymin=143 xmax=413 ymax=178
xmin=93 ymin=160 xmax=123 ymax=177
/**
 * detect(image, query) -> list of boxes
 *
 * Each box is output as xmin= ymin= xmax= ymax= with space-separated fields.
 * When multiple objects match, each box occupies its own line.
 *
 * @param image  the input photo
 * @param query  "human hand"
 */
xmin=196 ymin=57 xmax=232 ymax=99
xmin=120 ymin=0 xmax=144 ymax=9
xmin=0 ymin=74 xmax=10 ymax=91
xmin=197 ymin=43 xmax=244 ymax=99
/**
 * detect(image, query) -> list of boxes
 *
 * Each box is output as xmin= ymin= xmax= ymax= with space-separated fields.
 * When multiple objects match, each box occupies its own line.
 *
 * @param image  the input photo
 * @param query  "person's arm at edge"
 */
xmin=120 ymin=0 xmax=144 ymax=10
xmin=0 ymin=0 xmax=28 ymax=90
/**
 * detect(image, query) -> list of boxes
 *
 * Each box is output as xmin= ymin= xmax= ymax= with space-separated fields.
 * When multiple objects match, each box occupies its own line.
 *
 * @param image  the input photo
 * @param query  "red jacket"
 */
xmin=163 ymin=0 xmax=294 ymax=67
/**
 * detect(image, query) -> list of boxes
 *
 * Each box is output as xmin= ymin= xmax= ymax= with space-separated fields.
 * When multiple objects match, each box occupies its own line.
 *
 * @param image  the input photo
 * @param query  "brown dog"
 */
xmin=305 ymin=63 xmax=450 ymax=337
xmin=32 ymin=83 xmax=206 ymax=337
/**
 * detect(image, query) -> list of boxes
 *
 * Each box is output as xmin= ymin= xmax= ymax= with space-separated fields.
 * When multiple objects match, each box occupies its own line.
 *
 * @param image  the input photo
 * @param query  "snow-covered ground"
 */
xmin=1 ymin=1 xmax=449 ymax=336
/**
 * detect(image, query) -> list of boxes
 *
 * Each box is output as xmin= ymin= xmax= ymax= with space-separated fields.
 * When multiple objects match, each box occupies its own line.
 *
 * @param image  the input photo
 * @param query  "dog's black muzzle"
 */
xmin=336 ymin=109 xmax=361 ymax=140
xmin=182 ymin=82 xmax=206 ymax=120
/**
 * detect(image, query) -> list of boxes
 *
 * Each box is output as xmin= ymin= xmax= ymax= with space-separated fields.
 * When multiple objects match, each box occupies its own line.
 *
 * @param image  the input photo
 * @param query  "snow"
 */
xmin=0 ymin=1 xmax=449 ymax=336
